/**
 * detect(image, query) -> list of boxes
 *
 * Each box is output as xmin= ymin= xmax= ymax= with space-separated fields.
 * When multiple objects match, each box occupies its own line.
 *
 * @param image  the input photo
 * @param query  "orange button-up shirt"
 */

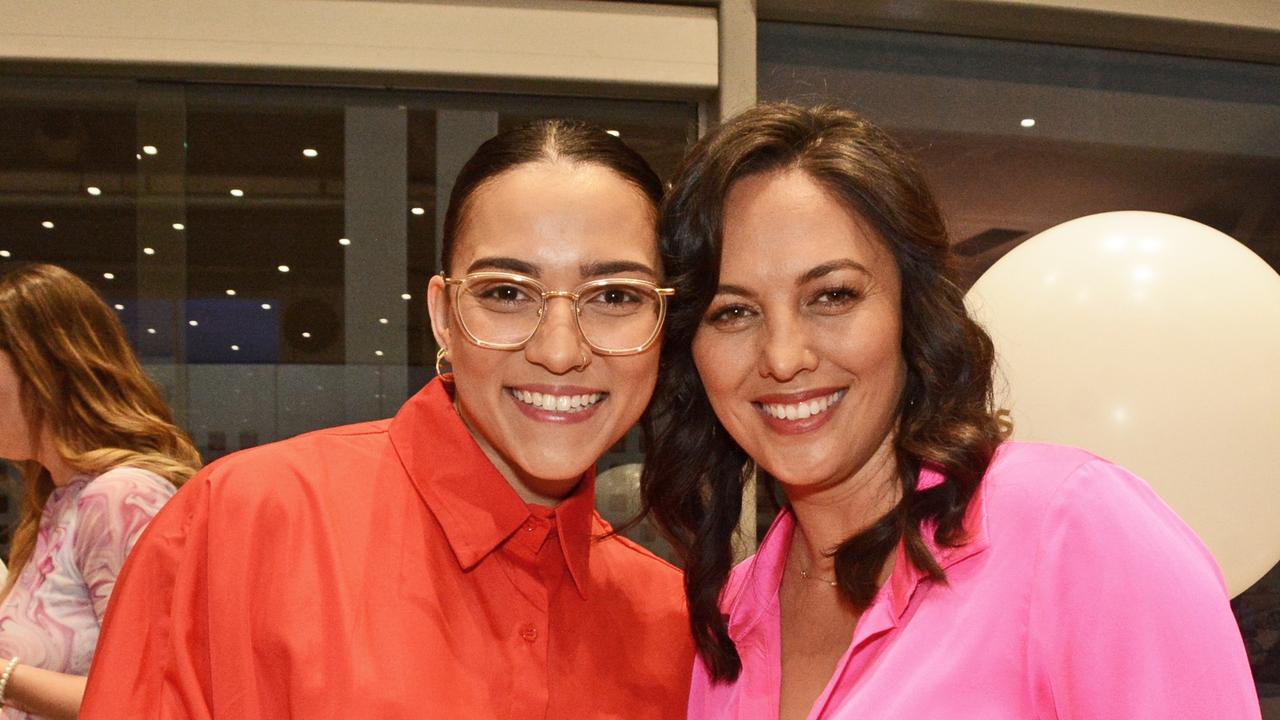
xmin=80 ymin=377 xmax=693 ymax=719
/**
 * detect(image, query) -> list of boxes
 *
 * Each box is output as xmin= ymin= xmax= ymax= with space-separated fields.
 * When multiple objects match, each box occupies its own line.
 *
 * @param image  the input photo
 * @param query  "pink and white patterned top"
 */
xmin=0 ymin=466 xmax=175 ymax=720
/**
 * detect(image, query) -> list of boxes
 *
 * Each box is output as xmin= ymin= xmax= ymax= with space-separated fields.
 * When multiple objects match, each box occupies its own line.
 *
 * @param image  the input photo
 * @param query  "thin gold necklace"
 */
xmin=798 ymin=564 xmax=838 ymax=588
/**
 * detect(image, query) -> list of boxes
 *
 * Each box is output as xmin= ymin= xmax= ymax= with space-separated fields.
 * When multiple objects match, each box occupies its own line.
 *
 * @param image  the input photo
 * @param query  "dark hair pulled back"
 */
xmin=641 ymin=103 xmax=1008 ymax=681
xmin=441 ymin=118 xmax=663 ymax=274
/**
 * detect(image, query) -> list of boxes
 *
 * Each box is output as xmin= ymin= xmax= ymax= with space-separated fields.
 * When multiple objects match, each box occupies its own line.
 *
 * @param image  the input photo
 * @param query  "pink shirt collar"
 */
xmin=726 ymin=463 xmax=991 ymax=642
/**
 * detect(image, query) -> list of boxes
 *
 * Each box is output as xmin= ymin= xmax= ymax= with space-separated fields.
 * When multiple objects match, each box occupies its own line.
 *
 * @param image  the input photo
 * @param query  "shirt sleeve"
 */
xmin=72 ymin=468 xmax=177 ymax=623
xmin=79 ymin=471 xmax=215 ymax=720
xmin=1027 ymin=458 xmax=1261 ymax=720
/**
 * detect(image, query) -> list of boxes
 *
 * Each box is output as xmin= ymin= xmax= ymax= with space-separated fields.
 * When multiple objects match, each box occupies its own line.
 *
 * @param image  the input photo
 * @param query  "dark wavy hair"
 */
xmin=440 ymin=118 xmax=663 ymax=274
xmin=640 ymin=103 xmax=1008 ymax=681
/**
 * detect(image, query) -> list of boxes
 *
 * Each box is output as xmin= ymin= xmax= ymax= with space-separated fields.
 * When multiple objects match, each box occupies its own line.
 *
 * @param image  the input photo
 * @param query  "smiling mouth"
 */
xmin=506 ymin=388 xmax=607 ymax=414
xmin=754 ymin=390 xmax=847 ymax=421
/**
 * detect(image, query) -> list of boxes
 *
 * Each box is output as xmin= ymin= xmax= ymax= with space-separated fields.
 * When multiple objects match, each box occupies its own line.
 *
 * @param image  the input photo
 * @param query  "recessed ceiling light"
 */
xmin=114 ymin=304 xmax=124 ymax=311
xmin=1020 ymin=118 xmax=1036 ymax=128
xmin=147 ymin=328 xmax=157 ymax=335
xmin=606 ymin=129 xmax=621 ymax=137
xmin=226 ymin=289 xmax=237 ymax=296
xmin=87 ymin=186 xmax=102 ymax=196
xmin=302 ymin=148 xmax=319 ymax=158
xmin=41 ymin=221 xmax=54 ymax=229
xmin=188 ymin=320 xmax=199 ymax=327
xmin=261 ymin=303 xmax=272 ymax=310
xmin=338 ymin=238 xmax=351 ymax=246
xmin=411 ymin=207 xmax=425 ymax=216
xmin=135 ymin=154 xmax=142 ymax=160
xmin=230 ymin=188 xmax=244 ymax=197
xmin=103 ymin=272 xmax=115 ymax=280
xmin=142 ymin=145 xmax=158 ymax=155
xmin=230 ymin=344 xmax=240 ymax=351
xmin=0 ymin=251 xmax=10 ymax=258
xmin=375 ymin=350 xmax=384 ymax=357
xmin=401 ymin=293 xmax=411 ymax=300
xmin=278 ymin=265 xmax=290 ymax=273
xmin=301 ymin=331 xmax=312 ymax=338
xmin=172 ymin=223 xmax=185 ymax=231
xmin=378 ymin=318 xmax=389 ymax=324
xmin=143 ymin=247 xmax=156 ymax=255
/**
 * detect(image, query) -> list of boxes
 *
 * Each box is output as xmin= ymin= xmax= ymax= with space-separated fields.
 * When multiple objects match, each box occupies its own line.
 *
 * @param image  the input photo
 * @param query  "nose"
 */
xmin=523 ymin=296 xmax=591 ymax=374
xmin=757 ymin=314 xmax=818 ymax=381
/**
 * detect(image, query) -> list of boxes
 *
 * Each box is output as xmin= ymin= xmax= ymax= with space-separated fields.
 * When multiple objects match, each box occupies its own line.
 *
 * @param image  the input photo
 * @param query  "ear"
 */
xmin=426 ymin=275 xmax=452 ymax=352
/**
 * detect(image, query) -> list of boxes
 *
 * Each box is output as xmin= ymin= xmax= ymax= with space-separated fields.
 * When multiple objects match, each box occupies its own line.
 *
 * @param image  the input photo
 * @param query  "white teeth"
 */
xmin=759 ymin=390 xmax=845 ymax=421
xmin=509 ymin=389 xmax=604 ymax=413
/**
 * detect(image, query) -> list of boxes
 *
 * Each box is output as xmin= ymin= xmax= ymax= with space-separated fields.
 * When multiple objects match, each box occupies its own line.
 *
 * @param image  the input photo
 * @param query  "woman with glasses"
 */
xmin=80 ymin=120 xmax=693 ymax=719
xmin=0 ymin=264 xmax=199 ymax=720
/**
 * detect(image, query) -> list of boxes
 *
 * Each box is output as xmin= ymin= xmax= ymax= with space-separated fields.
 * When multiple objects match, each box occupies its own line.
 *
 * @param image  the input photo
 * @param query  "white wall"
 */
xmin=0 ymin=1 xmax=718 ymax=97
xmin=759 ymin=0 xmax=1280 ymax=64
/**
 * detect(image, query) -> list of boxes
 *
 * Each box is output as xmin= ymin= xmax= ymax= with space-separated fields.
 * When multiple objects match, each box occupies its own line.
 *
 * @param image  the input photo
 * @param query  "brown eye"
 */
xmin=705 ymin=303 xmax=755 ymax=329
xmin=810 ymin=286 xmax=860 ymax=313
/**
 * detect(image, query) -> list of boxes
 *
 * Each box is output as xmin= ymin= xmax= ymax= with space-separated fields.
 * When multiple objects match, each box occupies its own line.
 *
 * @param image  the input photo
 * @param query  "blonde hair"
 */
xmin=0 ymin=264 xmax=201 ymax=599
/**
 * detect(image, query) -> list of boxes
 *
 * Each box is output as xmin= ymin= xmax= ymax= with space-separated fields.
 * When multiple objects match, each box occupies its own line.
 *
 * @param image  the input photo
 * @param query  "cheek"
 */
xmin=609 ymin=352 xmax=660 ymax=407
xmin=692 ymin=330 xmax=737 ymax=395
xmin=692 ymin=333 xmax=750 ymax=428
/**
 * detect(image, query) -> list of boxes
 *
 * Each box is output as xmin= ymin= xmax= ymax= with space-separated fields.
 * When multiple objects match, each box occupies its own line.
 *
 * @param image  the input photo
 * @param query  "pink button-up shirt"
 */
xmin=689 ymin=442 xmax=1260 ymax=719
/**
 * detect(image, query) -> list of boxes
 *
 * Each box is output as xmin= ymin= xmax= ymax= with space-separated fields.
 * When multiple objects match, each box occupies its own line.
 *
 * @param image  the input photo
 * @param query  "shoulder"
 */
xmin=979 ymin=441 xmax=1153 ymax=519
xmin=590 ymin=517 xmax=685 ymax=601
xmin=592 ymin=517 xmax=683 ymax=578
xmin=129 ymin=419 xmax=396 ymax=540
xmin=77 ymin=466 xmax=176 ymax=507
xmin=985 ymin=442 xmax=1219 ymax=581
xmin=198 ymin=419 xmax=393 ymax=497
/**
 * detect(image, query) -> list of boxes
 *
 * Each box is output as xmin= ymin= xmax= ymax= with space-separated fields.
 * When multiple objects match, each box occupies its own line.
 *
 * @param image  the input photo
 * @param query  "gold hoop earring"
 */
xmin=435 ymin=347 xmax=451 ymax=376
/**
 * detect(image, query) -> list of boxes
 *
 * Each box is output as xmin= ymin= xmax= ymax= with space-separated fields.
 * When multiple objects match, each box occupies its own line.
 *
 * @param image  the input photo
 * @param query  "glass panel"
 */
xmin=0 ymin=77 xmax=696 ymax=562
xmin=760 ymin=23 xmax=1280 ymax=284
xmin=0 ymin=78 xmax=142 ymax=556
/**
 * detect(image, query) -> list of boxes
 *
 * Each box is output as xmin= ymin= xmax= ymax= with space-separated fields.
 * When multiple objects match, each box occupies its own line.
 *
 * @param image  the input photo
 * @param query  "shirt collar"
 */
xmin=726 ymin=462 xmax=991 ymax=639
xmin=885 ymin=463 xmax=990 ymax=620
xmin=550 ymin=471 xmax=596 ymax=598
xmin=388 ymin=376 xmax=595 ymax=597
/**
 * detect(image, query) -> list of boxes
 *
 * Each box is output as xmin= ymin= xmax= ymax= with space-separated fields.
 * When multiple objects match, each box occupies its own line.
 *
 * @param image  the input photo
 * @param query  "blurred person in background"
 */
xmin=0 ymin=263 xmax=199 ymax=720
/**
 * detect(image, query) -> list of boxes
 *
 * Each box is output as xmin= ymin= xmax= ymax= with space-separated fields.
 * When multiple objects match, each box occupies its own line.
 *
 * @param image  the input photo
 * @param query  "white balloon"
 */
xmin=966 ymin=211 xmax=1280 ymax=597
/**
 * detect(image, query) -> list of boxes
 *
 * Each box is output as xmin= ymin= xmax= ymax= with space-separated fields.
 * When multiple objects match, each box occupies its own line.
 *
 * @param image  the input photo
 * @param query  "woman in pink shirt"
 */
xmin=0 ymin=264 xmax=199 ymax=719
xmin=642 ymin=103 xmax=1261 ymax=719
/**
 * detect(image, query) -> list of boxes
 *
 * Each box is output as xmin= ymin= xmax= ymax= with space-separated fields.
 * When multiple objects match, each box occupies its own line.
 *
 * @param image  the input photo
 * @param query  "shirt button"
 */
xmin=520 ymin=624 xmax=538 ymax=642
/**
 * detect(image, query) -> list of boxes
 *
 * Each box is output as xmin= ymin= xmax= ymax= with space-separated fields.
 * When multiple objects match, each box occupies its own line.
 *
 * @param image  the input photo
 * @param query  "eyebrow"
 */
xmin=580 ymin=260 xmax=658 ymax=279
xmin=799 ymin=259 xmax=870 ymax=285
xmin=713 ymin=259 xmax=871 ymax=297
xmin=465 ymin=256 xmax=540 ymax=276
xmin=464 ymin=256 xmax=658 ymax=279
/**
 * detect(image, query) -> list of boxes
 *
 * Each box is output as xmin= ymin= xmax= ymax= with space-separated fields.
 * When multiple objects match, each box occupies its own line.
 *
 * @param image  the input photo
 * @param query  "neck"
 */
xmin=36 ymin=440 xmax=78 ymax=488
xmin=783 ymin=439 xmax=902 ymax=574
xmin=450 ymin=396 xmax=578 ymax=507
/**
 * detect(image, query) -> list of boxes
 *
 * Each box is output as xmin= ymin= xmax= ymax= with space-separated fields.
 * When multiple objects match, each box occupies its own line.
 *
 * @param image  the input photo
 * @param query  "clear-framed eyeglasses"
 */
xmin=442 ymin=272 xmax=675 ymax=356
